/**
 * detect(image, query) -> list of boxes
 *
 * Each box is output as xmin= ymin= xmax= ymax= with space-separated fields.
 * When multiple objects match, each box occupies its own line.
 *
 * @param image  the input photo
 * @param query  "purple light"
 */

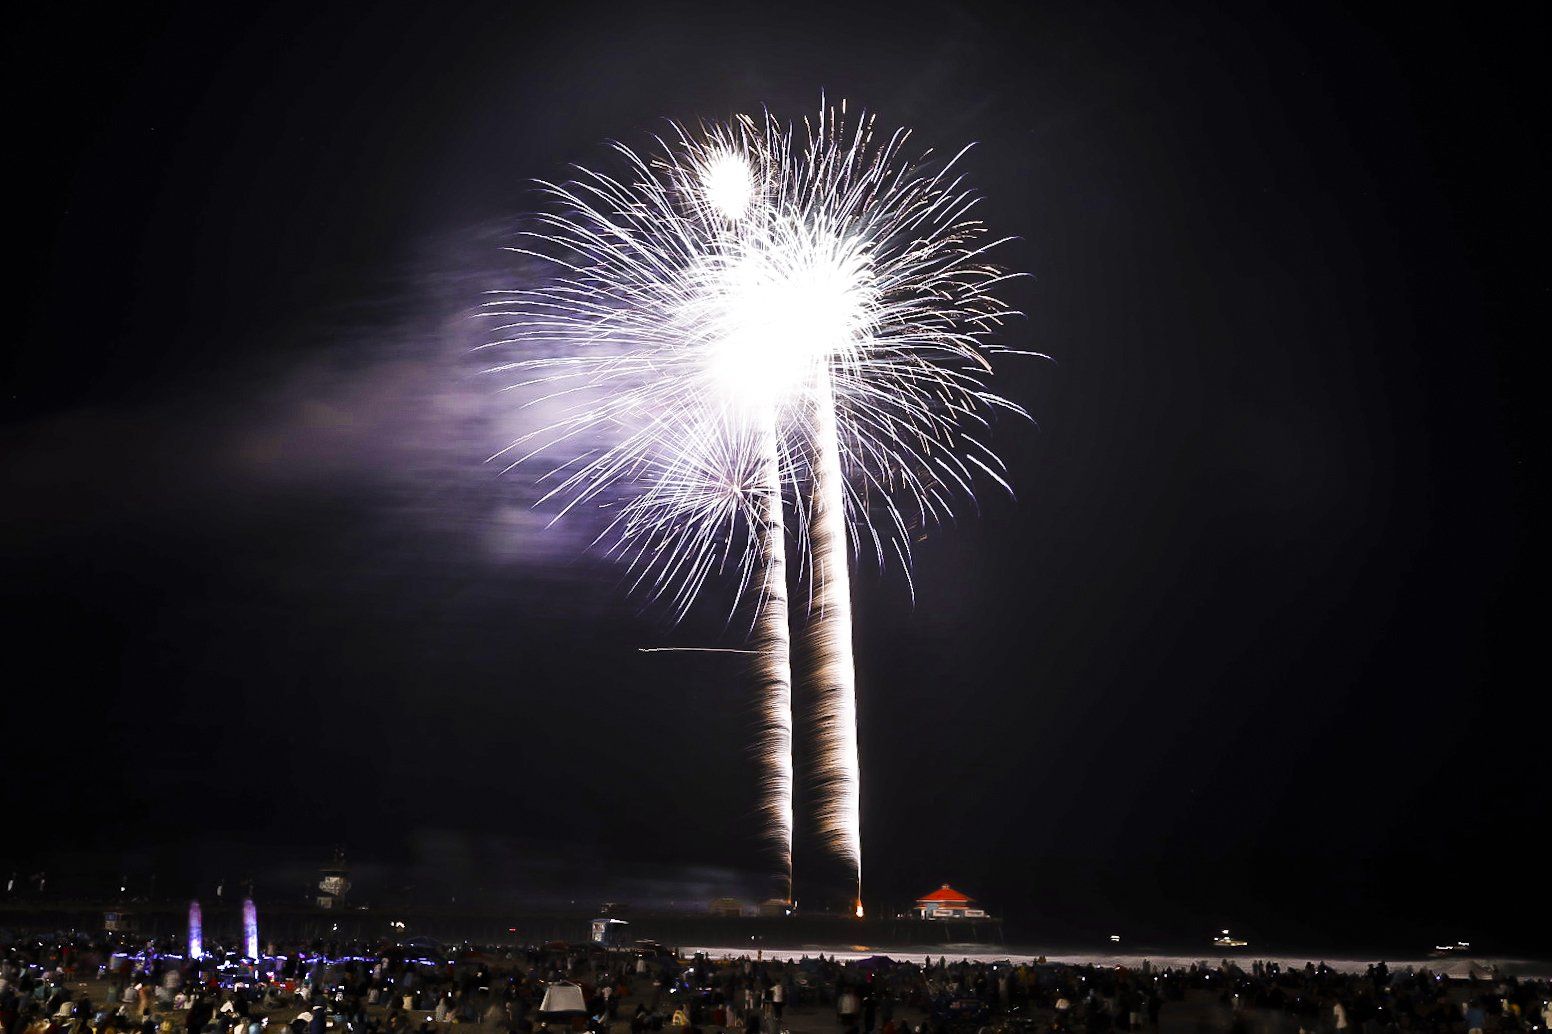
xmin=242 ymin=898 xmax=259 ymax=959
xmin=189 ymin=900 xmax=205 ymax=960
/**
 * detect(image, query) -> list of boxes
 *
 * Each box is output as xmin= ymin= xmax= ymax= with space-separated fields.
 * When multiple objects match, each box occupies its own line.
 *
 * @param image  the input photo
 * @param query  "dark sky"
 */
xmin=4 ymin=1 xmax=1542 ymax=952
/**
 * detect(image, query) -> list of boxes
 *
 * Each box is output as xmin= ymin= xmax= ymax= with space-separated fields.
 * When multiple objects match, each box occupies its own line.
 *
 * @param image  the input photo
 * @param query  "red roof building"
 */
xmin=914 ymin=884 xmax=988 ymax=919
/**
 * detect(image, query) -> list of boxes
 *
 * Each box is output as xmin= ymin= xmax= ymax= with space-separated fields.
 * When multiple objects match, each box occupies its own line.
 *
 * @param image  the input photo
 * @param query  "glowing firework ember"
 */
xmin=489 ymin=103 xmax=1027 ymax=908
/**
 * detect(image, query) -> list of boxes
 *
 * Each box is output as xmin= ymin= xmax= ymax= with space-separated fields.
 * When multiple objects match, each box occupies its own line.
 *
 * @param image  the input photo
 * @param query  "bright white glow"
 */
xmin=694 ymin=229 xmax=875 ymax=411
xmin=702 ymin=149 xmax=755 ymax=221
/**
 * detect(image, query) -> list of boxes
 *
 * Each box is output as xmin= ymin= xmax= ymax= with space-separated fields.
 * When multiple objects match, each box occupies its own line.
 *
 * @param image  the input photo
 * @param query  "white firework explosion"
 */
xmin=484 ymin=103 xmax=1029 ymax=911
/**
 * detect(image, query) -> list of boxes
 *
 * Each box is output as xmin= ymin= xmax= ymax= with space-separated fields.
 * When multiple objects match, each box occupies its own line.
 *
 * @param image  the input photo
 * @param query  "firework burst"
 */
xmin=486 ymin=103 xmax=1028 ymax=909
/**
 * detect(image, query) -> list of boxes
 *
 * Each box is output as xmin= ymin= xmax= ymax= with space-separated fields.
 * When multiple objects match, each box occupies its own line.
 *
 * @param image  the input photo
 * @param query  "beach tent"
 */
xmin=538 ymin=982 xmax=588 ymax=1018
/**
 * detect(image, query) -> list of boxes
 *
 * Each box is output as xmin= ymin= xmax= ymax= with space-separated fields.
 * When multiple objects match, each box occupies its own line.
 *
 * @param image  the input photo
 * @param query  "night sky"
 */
xmin=5 ymin=2 xmax=1541 ymax=952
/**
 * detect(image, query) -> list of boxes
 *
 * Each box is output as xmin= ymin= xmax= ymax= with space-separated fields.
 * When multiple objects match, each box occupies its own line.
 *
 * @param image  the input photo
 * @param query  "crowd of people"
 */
xmin=876 ymin=956 xmax=1552 ymax=1034
xmin=1 ymin=935 xmax=1547 ymax=1034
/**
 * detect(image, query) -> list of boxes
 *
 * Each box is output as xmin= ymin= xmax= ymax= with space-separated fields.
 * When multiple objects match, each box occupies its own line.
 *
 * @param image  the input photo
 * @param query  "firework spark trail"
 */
xmin=489 ymin=104 xmax=1029 ymax=911
xmin=807 ymin=364 xmax=862 ymax=913
xmin=753 ymin=418 xmax=795 ymax=902
xmin=600 ymin=401 xmax=799 ymax=898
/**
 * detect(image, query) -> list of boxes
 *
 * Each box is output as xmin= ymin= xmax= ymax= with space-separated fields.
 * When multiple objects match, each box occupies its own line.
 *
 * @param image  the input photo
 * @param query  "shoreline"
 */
xmin=684 ymin=945 xmax=1552 ymax=979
